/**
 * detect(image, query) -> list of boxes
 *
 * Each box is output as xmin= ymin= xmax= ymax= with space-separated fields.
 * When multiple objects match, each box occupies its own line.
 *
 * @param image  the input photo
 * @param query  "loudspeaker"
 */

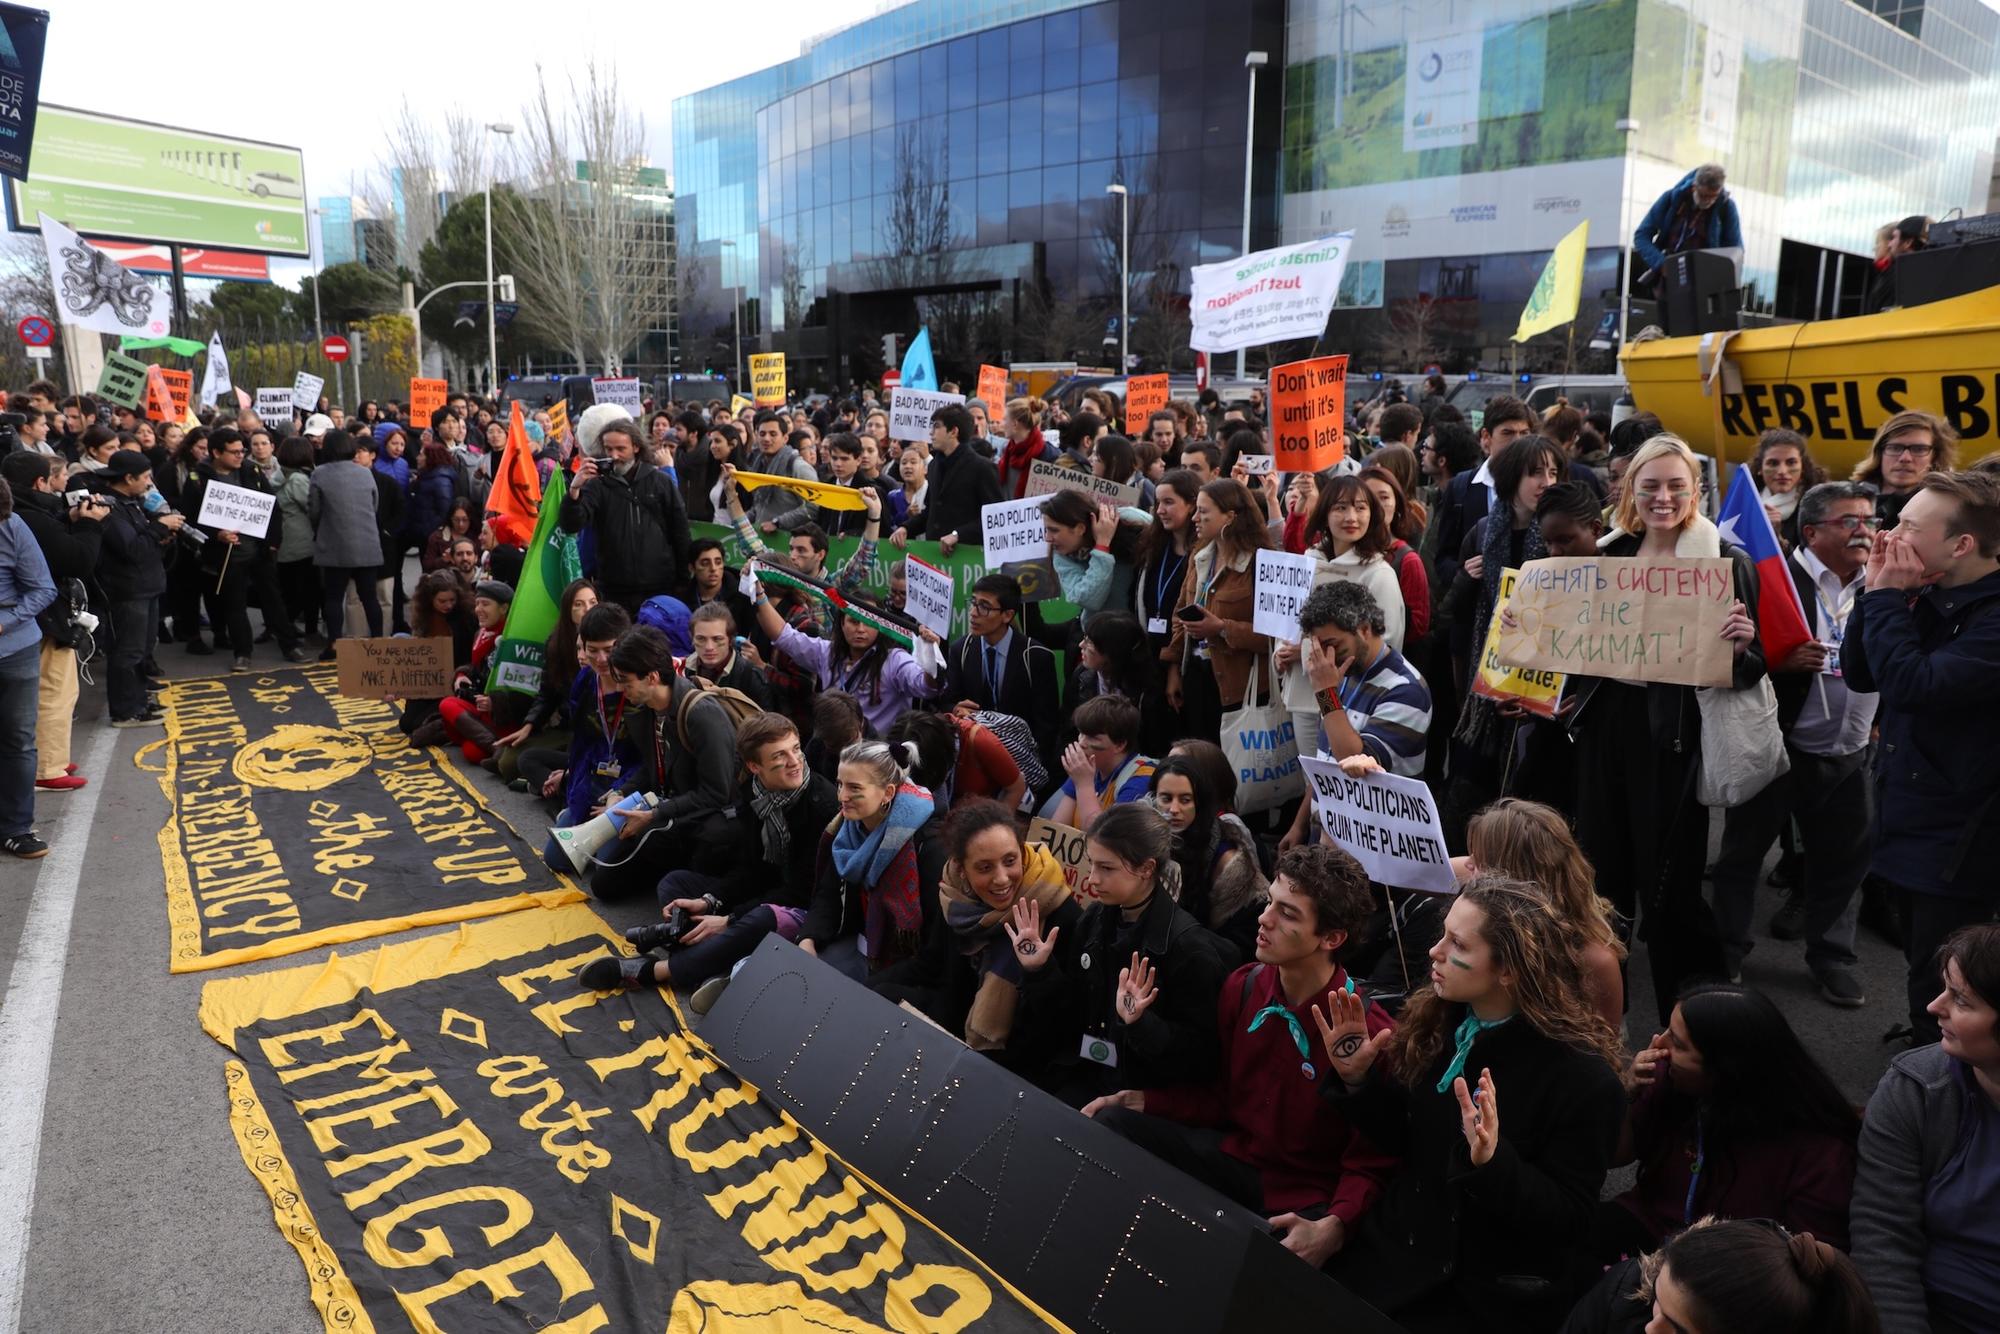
xmin=548 ymin=791 xmax=657 ymax=873
xmin=1660 ymin=250 xmax=1740 ymax=337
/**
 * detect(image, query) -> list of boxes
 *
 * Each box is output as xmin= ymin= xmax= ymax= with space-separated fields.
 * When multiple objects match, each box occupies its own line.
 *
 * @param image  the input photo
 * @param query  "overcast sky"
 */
xmin=34 ymin=0 xmax=888 ymax=286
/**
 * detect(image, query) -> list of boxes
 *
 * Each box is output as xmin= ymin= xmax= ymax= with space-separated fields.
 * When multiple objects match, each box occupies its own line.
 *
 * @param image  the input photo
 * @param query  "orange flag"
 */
xmin=489 ymin=400 xmax=544 ymax=529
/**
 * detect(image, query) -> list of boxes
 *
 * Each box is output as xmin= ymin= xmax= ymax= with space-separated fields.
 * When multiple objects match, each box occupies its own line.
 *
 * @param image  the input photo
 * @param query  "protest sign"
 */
xmin=592 ymin=376 xmax=643 ymax=415
xmin=195 ymin=479 xmax=276 ymax=539
xmin=748 ymin=352 xmax=786 ymax=406
xmin=1026 ymin=817 xmax=1091 ymax=898
xmin=981 ymin=495 xmax=1051 ymax=562
xmin=1471 ymin=568 xmax=1564 ymax=717
xmin=1124 ymin=373 xmax=1170 ymax=424
xmin=408 ymin=376 xmax=448 ymax=426
xmin=1498 ymin=555 xmax=1735 ymax=688
xmin=1239 ymin=452 xmax=1276 ymax=476
xmin=903 ymin=554 xmax=954 ymax=641
xmin=144 ymin=366 xmax=176 ymax=423
xmin=289 ymin=371 xmax=323 ymax=413
xmin=977 ymin=363 xmax=1008 ymax=410
xmin=333 ymin=636 xmax=454 ymax=699
xmin=1300 ymin=755 xmax=1456 ymax=894
xmin=1253 ymin=547 xmax=1320 ymax=639
xmin=1270 ymin=354 xmax=1348 ymax=472
xmin=1190 ymin=233 xmax=1354 ymax=354
xmin=888 ymin=386 xmax=964 ymax=442
xmin=729 ymin=393 xmax=752 ymax=415
xmin=1023 ymin=458 xmax=1141 ymax=508
xmin=545 ymin=398 xmax=569 ymax=443
xmin=254 ymin=387 xmax=294 ymax=431
xmin=157 ymin=366 xmax=191 ymax=420
xmin=95 ymin=352 xmax=148 ymax=409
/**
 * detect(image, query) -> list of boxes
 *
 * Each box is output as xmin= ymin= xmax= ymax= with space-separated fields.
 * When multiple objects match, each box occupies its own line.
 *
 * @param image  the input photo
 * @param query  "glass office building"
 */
xmin=674 ymin=0 xmax=2000 ymax=383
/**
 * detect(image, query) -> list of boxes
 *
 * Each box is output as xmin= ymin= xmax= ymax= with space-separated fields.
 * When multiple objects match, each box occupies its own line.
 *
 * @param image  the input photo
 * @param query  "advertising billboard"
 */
xmin=7 ymin=105 xmax=308 ymax=257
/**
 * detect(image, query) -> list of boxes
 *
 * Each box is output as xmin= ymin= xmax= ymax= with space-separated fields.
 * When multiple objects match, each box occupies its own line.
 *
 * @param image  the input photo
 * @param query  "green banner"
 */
xmin=490 ymin=469 xmax=583 ymax=697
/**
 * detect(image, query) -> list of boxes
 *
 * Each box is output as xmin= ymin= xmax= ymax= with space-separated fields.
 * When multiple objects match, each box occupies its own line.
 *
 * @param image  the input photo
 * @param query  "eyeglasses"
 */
xmin=969 ymin=599 xmax=1005 ymax=615
xmin=1816 ymin=514 xmax=1880 ymax=531
xmin=1883 ymin=442 xmax=1935 ymax=459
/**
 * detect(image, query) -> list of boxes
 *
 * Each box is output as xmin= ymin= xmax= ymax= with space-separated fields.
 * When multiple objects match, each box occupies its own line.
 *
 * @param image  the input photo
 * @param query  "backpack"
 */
xmin=971 ymin=709 xmax=1048 ymax=791
xmin=37 ymin=576 xmax=92 ymax=652
xmin=675 ymin=673 xmax=763 ymax=748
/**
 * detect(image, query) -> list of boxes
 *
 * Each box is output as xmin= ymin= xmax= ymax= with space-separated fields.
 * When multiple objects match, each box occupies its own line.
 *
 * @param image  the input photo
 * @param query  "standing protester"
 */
xmin=181 ymin=428 xmax=308 ymax=671
xmin=1843 ymin=470 xmax=2000 ymax=1042
xmin=2 ymin=451 xmax=104 ymax=793
xmin=0 ymin=476 xmax=55 ymax=857
xmin=306 ymin=430 xmax=384 ymax=656
xmin=1854 ymin=411 xmax=1958 ymax=529
xmin=1167 ymin=479 xmax=1270 ymax=747
xmin=924 ymin=404 xmax=1004 ymax=555
xmin=98 ymin=451 xmax=181 ymax=730
xmin=1632 ymin=162 xmax=1742 ymax=287
xmin=558 ymin=419 xmax=691 ymax=616
xmin=739 ymin=411 xmax=819 ymax=534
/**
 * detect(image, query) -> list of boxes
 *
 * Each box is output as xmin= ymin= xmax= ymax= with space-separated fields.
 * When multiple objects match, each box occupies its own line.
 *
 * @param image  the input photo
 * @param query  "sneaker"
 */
xmin=185 ymin=637 xmax=213 ymax=656
xmin=283 ymin=646 xmax=310 ymax=663
xmin=35 ymin=775 xmax=87 ymax=793
xmin=576 ymin=955 xmax=657 ymax=991
xmin=231 ymin=656 xmax=252 ymax=673
xmin=1815 ymin=968 xmax=1867 ymax=1009
xmin=317 ymin=647 xmax=339 ymax=662
xmin=1768 ymin=894 xmax=1807 ymax=942
xmin=690 ymin=975 xmax=731 ymax=1016
xmin=2 ymin=832 xmax=48 ymax=859
xmin=110 ymin=712 xmax=166 ymax=729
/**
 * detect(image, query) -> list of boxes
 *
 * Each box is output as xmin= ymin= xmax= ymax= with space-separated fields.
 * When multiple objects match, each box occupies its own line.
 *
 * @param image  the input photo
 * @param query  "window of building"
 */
xmin=1848 ymin=0 xmax=1924 ymax=37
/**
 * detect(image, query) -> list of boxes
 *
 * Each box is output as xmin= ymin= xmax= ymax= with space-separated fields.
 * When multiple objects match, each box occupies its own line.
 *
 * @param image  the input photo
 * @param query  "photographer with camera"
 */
xmin=179 ymin=427 xmax=308 ymax=672
xmin=98 ymin=451 xmax=185 ymax=729
xmin=2 ymin=452 xmax=106 ymax=794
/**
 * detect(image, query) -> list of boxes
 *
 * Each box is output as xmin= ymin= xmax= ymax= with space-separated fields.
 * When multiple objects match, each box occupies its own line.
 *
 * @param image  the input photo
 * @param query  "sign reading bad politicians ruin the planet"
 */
xmin=153 ymin=668 xmax=582 ymax=972
xmin=198 ymin=904 xmax=1051 ymax=1333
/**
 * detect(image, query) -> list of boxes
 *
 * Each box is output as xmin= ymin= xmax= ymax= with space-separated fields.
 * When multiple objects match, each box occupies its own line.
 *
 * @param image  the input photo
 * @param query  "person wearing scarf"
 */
xmin=802 ymin=741 xmax=944 ymax=980
xmin=998 ymin=398 xmax=1053 ymax=499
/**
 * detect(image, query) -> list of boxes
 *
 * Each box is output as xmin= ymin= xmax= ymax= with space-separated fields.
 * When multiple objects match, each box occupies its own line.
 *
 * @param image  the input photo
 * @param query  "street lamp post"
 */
xmin=1237 ymin=50 xmax=1269 ymax=383
xmin=720 ymin=239 xmax=742 ymax=391
xmin=1106 ymin=183 xmax=1129 ymax=373
xmin=1615 ymin=118 xmax=1641 ymax=352
xmin=484 ymin=122 xmax=515 ymax=397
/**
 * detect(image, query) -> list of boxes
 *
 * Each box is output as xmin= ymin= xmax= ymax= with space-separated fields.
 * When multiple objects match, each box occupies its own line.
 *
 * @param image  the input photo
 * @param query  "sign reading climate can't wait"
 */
xmin=1498 ymin=555 xmax=1736 ymax=688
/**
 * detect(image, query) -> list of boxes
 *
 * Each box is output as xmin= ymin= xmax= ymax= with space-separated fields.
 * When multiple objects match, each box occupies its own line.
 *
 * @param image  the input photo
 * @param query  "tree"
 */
xmin=415 ymin=190 xmax=527 ymax=375
xmin=361 ymin=100 xmax=485 ymax=277
xmin=313 ymin=262 xmax=398 ymax=325
xmin=211 ymin=280 xmax=291 ymax=325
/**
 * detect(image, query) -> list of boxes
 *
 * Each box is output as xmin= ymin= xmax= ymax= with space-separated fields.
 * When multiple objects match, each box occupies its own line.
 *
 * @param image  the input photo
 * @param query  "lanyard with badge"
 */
xmin=1148 ymin=549 xmax=1186 ymax=637
xmin=594 ymin=687 xmax=625 ymax=779
xmin=1812 ymin=579 xmax=1857 ymax=678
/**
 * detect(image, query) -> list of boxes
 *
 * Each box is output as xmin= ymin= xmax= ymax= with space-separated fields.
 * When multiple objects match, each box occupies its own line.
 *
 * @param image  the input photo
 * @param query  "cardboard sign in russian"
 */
xmin=408 ymin=376 xmax=448 ymax=427
xmin=1124 ymin=373 xmax=1170 ymax=425
xmin=195 ymin=479 xmax=276 ymax=538
xmin=333 ymin=635 xmax=454 ymax=699
xmin=1471 ymin=568 xmax=1564 ymax=718
xmin=592 ymin=376 xmax=643 ymax=415
xmin=1498 ymin=555 xmax=1735 ymax=688
xmin=976 ymin=363 xmax=1008 ymax=411
xmin=1300 ymin=755 xmax=1456 ymax=894
xmin=95 ymin=352 xmax=148 ymax=409
xmin=887 ymin=386 xmax=964 ymax=443
xmin=289 ymin=370 xmax=323 ymax=412
xmin=748 ymin=352 xmax=786 ymax=406
xmin=1026 ymin=816 xmax=1091 ymax=898
xmin=1022 ymin=458 xmax=1141 ymax=508
xmin=1253 ymin=547 xmax=1321 ymax=639
xmin=1270 ymin=354 xmax=1348 ymax=472
xmin=254 ymin=387 xmax=295 ymax=431
xmin=903 ymin=554 xmax=955 ymax=641
xmin=980 ymin=495 xmax=1051 ymax=562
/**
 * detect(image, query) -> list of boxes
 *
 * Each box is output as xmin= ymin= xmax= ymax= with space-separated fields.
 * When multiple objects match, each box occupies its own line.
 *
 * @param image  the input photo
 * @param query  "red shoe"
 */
xmin=36 ymin=775 xmax=87 ymax=793
xmin=63 ymin=763 xmax=77 ymax=775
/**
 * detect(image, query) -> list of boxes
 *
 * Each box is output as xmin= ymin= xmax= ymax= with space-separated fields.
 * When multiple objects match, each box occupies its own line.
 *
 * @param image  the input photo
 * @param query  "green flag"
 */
xmin=487 ymin=468 xmax=583 ymax=696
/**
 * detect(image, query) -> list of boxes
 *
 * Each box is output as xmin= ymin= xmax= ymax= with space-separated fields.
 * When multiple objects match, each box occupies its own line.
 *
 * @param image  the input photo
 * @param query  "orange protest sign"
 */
xmin=409 ymin=377 xmax=449 ymax=428
xmin=1124 ymin=373 xmax=1169 ymax=426
xmin=144 ymin=366 xmax=177 ymax=422
xmin=976 ymin=364 xmax=1007 ymax=410
xmin=1269 ymin=355 xmax=1347 ymax=472
xmin=158 ymin=368 xmax=192 ymax=421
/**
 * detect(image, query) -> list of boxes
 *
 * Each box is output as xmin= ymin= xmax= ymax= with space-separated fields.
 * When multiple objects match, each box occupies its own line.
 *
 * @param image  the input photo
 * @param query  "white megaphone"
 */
xmin=549 ymin=791 xmax=659 ymax=873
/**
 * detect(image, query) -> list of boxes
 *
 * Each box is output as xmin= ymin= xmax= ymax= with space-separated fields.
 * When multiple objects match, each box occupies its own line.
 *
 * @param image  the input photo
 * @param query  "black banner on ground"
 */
xmin=705 ymin=938 xmax=1406 ymax=1334
xmin=154 ymin=667 xmax=582 ymax=972
xmin=200 ymin=903 xmax=1053 ymax=1332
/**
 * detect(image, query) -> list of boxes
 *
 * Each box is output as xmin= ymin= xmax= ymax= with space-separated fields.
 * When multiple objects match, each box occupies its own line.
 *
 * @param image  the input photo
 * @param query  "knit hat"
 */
xmin=474 ymin=579 xmax=515 ymax=605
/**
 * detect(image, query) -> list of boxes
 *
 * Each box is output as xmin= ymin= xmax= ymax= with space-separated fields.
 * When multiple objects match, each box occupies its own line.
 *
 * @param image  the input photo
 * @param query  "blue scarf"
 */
xmin=830 ymin=782 xmax=933 ymax=960
xmin=1436 ymin=1010 xmax=1511 ymax=1093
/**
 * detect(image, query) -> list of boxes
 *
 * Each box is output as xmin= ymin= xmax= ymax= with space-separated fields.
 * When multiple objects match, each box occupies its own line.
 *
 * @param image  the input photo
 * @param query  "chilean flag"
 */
xmin=1716 ymin=463 xmax=1813 ymax=664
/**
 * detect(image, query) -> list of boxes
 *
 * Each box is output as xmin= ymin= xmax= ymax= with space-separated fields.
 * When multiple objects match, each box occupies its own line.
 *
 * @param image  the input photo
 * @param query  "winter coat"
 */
xmin=1632 ymin=168 xmax=1744 ymax=272
xmin=408 ymin=465 xmax=459 ymax=550
xmin=275 ymin=468 xmax=315 ymax=563
xmin=307 ymin=461 xmax=383 ymax=568
xmin=558 ymin=457 xmax=691 ymax=600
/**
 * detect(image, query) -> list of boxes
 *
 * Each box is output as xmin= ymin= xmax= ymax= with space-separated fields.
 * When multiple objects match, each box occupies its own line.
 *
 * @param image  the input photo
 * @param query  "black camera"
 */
xmin=625 ymin=906 xmax=693 ymax=952
xmin=0 ymin=411 xmax=23 ymax=453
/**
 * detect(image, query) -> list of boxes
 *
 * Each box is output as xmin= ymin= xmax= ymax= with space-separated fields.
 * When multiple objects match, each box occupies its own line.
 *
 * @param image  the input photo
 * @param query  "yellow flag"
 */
xmin=1513 ymin=219 xmax=1590 ymax=343
xmin=730 ymin=470 xmax=867 ymax=512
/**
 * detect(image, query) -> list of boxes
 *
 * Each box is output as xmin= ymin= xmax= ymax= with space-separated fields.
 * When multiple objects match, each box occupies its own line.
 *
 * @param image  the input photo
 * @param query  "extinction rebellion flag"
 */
xmin=199 ymin=903 xmax=1051 ymax=1332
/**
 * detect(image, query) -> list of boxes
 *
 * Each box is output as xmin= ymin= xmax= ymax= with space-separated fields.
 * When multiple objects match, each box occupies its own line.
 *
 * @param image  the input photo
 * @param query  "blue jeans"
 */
xmin=0 ymin=641 xmax=42 ymax=836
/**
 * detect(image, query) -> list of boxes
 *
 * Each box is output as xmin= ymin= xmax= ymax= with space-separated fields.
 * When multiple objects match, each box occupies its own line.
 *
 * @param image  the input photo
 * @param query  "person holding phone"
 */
xmin=1165 ymin=480 xmax=1271 ymax=747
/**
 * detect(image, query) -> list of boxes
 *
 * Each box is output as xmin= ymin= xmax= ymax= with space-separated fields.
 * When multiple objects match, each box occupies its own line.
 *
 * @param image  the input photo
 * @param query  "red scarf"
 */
xmin=1000 ymin=428 xmax=1046 ymax=498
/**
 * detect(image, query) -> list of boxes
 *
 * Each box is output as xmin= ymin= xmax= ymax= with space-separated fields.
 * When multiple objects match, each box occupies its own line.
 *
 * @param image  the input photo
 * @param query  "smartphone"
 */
xmin=1174 ymin=605 xmax=1205 ymax=622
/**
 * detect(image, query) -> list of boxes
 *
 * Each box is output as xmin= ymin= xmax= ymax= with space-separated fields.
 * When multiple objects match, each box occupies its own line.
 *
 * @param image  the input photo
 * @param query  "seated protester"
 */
xmin=816 ymin=432 xmax=886 ymax=537
xmin=801 ymin=741 xmax=945 ymax=982
xmin=745 ymin=562 xmax=946 ymax=743
xmin=636 ymin=593 xmax=693 ymax=658
xmin=870 ymin=798 xmax=1079 ymax=1054
xmin=1149 ymin=754 xmax=1268 ymax=959
xmin=888 ymin=710 xmax=1026 ymax=814
xmin=1008 ymin=803 xmax=1237 ymax=1107
xmin=944 ymin=572 xmax=1061 ymax=771
xmin=1277 ymin=581 xmax=1433 ymax=851
xmin=491 ymin=578 xmax=597 ymax=781
xmin=576 ymin=713 xmax=838 ymax=1014
xmin=1852 ymin=924 xmax=2000 ymax=1334
xmin=1038 ymin=488 xmax=1148 ymax=633
xmin=1597 ymin=983 xmax=1859 ymax=1265
xmin=1316 ymin=875 xmax=1628 ymax=1333
xmin=586 ymin=625 xmax=739 ymax=900
xmin=1049 ymin=695 xmax=1156 ymax=829
xmin=525 ymin=603 xmax=636 ymax=857
xmin=1086 ymin=845 xmax=1397 ymax=1268
xmin=1561 ymin=1215 xmax=1881 ymax=1334
xmin=430 ymin=581 xmax=513 ymax=762
xmin=397 ymin=570 xmax=478 ymax=741
xmin=804 ymin=689 xmax=867 ymax=782
xmin=686 ymin=600 xmax=771 ymax=707
xmin=680 ymin=537 xmax=757 ymax=646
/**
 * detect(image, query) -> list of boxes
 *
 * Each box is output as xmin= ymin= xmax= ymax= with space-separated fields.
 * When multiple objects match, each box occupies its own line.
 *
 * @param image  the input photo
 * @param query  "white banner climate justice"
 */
xmin=1189 ymin=234 xmax=1353 ymax=355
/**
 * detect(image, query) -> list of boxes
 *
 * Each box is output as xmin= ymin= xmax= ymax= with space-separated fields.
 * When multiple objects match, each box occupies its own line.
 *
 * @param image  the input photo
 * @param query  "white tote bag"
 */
xmin=1222 ymin=660 xmax=1304 ymax=814
xmin=1695 ymin=676 xmax=1791 ymax=807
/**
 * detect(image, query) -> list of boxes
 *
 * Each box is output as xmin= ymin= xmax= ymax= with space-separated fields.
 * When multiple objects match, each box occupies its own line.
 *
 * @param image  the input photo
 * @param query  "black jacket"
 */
xmin=1326 ymin=1014 xmax=1625 ymax=1322
xmin=676 ymin=443 xmax=723 ymax=523
xmin=688 ymin=651 xmax=772 ymax=709
xmin=15 ymin=489 xmax=102 ymax=586
xmin=700 ymin=771 xmax=839 ymax=914
xmin=373 ymin=469 xmax=406 ymax=569
xmin=613 ymin=674 xmax=738 ymax=828
xmin=943 ymin=628 xmax=1061 ymax=764
xmin=873 ymin=894 xmax=1087 ymax=1048
xmin=97 ymin=492 xmax=169 ymax=602
xmin=1431 ymin=468 xmax=1491 ymax=592
xmin=1016 ymin=888 xmax=1238 ymax=1102
xmin=923 ymin=443 xmax=1003 ymax=546
xmin=182 ymin=463 xmax=282 ymax=566
xmin=559 ymin=458 xmax=691 ymax=597
xmin=802 ymin=815 xmax=947 ymax=954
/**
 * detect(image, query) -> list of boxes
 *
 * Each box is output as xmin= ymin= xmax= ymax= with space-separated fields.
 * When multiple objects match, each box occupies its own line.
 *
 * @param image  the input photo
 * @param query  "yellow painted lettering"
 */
xmin=360 ymin=1186 xmax=535 ymax=1269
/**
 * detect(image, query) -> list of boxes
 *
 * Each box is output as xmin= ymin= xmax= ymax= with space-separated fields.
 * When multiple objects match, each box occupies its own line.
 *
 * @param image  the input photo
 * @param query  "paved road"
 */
xmin=0 ymin=640 xmax=1912 ymax=1332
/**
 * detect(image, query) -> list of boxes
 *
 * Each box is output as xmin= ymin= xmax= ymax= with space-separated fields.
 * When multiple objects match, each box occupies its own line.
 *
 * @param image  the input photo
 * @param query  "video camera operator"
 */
xmin=180 ymin=427 xmax=307 ymax=671
xmin=2 ymin=451 xmax=105 ymax=792
xmin=97 ymin=450 xmax=186 ymax=728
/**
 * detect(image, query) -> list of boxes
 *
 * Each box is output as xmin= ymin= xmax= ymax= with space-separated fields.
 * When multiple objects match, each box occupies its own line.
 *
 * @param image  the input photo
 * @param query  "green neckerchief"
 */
xmin=1435 ymin=1010 xmax=1511 ymax=1093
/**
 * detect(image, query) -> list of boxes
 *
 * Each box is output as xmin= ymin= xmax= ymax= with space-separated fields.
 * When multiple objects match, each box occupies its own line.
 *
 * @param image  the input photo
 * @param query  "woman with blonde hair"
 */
xmin=998 ymin=395 xmax=1054 ymax=498
xmin=1316 ymin=875 xmax=1627 ymax=1332
xmin=1853 ymin=409 xmax=1957 ymax=527
xmin=1557 ymin=433 xmax=1762 ymax=1025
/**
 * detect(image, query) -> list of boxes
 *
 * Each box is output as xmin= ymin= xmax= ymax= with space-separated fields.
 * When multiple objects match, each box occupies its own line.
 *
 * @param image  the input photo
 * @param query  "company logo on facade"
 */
xmin=1381 ymin=205 xmax=1411 ymax=238
xmin=1450 ymin=203 xmax=1497 ymax=225
xmin=1419 ymin=51 xmax=1444 ymax=81
xmin=1533 ymin=195 xmax=1582 ymax=215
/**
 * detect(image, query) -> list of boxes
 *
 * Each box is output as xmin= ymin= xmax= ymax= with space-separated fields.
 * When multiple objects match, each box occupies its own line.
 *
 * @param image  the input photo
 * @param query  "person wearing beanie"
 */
xmin=426 ymin=579 xmax=513 ymax=761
